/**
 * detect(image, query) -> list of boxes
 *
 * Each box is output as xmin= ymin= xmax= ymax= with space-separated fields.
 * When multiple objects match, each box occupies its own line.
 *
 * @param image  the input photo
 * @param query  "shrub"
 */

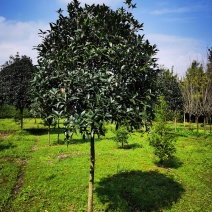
xmin=149 ymin=96 xmax=176 ymax=164
xmin=149 ymin=132 xmax=176 ymax=162
xmin=114 ymin=126 xmax=129 ymax=148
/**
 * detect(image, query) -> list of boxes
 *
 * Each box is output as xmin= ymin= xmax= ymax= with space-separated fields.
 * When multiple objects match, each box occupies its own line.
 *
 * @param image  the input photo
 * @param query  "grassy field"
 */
xmin=0 ymin=118 xmax=211 ymax=212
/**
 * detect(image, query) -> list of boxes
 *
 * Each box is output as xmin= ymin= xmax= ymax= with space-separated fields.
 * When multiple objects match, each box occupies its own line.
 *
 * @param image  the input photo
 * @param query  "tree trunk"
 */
xmin=88 ymin=129 xmax=95 ymax=212
xmin=204 ymin=116 xmax=207 ymax=139
xmin=58 ymin=119 xmax=60 ymax=143
xmin=195 ymin=116 xmax=199 ymax=137
xmin=20 ymin=108 xmax=24 ymax=129
xmin=189 ymin=113 xmax=192 ymax=129
xmin=183 ymin=112 xmax=186 ymax=127
xmin=48 ymin=124 xmax=51 ymax=146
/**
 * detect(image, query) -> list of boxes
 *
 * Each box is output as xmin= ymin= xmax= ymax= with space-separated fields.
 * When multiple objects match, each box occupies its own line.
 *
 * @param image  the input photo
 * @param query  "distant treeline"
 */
xmin=0 ymin=104 xmax=209 ymax=124
xmin=0 ymin=105 xmax=30 ymax=119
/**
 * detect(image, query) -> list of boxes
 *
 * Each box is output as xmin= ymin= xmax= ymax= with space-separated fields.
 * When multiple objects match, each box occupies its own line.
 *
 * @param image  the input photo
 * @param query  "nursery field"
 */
xmin=0 ymin=118 xmax=211 ymax=212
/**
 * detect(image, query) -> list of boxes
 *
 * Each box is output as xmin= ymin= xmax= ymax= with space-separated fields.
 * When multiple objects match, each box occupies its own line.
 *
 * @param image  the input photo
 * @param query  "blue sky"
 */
xmin=0 ymin=0 xmax=211 ymax=77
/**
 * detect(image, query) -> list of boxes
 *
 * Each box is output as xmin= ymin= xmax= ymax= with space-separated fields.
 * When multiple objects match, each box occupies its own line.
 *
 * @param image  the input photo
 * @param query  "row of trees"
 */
xmin=181 ymin=49 xmax=212 ymax=137
xmin=153 ymin=48 xmax=212 ymax=138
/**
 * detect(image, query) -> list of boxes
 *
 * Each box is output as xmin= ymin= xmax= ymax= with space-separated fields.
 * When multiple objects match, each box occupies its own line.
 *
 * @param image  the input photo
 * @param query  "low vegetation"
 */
xmin=0 ymin=118 xmax=211 ymax=211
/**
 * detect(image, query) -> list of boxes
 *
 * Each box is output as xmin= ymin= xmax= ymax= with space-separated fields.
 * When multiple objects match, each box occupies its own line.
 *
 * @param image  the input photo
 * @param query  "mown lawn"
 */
xmin=0 ymin=118 xmax=211 ymax=212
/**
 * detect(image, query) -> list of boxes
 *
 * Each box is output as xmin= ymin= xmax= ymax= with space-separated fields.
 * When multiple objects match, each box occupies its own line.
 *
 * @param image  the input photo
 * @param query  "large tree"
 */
xmin=0 ymin=53 xmax=34 ymax=129
xmin=32 ymin=0 xmax=159 ymax=211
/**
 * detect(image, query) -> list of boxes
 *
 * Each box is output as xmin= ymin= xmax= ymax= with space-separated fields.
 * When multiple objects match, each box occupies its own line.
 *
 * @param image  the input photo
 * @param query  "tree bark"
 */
xmin=189 ymin=113 xmax=192 ymax=129
xmin=195 ymin=116 xmax=199 ymax=137
xmin=88 ymin=129 xmax=95 ymax=212
xmin=204 ymin=116 xmax=207 ymax=138
xmin=183 ymin=112 xmax=186 ymax=127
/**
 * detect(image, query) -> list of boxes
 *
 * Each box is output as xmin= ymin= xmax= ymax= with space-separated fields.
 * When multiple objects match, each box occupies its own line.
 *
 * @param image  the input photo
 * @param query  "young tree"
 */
xmin=32 ymin=1 xmax=159 ymax=211
xmin=149 ymin=96 xmax=176 ymax=164
xmin=114 ymin=125 xmax=129 ymax=148
xmin=0 ymin=53 xmax=34 ymax=129
xmin=30 ymin=67 xmax=64 ymax=145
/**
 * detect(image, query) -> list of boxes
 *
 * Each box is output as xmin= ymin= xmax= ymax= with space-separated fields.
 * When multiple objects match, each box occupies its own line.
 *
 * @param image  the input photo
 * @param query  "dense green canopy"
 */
xmin=0 ymin=53 xmax=34 ymax=128
xmin=32 ymin=0 xmax=159 ymax=130
xmin=31 ymin=1 xmax=159 ymax=211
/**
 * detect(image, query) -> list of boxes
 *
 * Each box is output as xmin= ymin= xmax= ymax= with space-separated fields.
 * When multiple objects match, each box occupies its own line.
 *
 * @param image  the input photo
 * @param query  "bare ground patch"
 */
xmin=0 ymin=130 xmax=16 ymax=140
xmin=11 ymin=158 xmax=28 ymax=198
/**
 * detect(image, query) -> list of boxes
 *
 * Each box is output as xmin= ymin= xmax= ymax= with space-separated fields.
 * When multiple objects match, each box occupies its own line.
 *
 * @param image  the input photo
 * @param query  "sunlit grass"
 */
xmin=0 ymin=119 xmax=211 ymax=211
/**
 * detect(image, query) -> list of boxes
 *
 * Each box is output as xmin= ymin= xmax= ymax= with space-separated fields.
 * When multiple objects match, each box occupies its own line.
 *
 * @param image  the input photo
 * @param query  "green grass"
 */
xmin=0 ymin=118 xmax=211 ymax=211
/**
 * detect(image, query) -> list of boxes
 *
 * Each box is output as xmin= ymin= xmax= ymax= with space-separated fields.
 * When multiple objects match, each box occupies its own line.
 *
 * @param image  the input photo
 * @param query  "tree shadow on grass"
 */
xmin=24 ymin=128 xmax=64 ymax=135
xmin=0 ymin=141 xmax=16 ymax=151
xmin=155 ymin=156 xmax=183 ymax=169
xmin=96 ymin=170 xmax=184 ymax=212
xmin=24 ymin=128 xmax=48 ymax=135
xmin=117 ymin=143 xmax=143 ymax=150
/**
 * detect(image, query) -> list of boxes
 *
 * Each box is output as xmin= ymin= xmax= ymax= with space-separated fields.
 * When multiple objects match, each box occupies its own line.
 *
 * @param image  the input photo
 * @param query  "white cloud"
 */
xmin=0 ymin=16 xmax=207 ymax=78
xmin=147 ymin=34 xmax=207 ymax=77
xmin=151 ymin=7 xmax=190 ymax=15
xmin=0 ymin=16 xmax=48 ymax=66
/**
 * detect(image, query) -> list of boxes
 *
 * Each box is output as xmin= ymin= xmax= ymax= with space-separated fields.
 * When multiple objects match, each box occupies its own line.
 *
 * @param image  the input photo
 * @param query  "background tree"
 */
xmin=180 ymin=78 xmax=194 ymax=128
xmin=114 ymin=125 xmax=129 ymax=148
xmin=157 ymin=67 xmax=183 ymax=131
xmin=185 ymin=60 xmax=204 ymax=137
xmin=0 ymin=53 xmax=34 ymax=129
xmin=204 ymin=48 xmax=212 ymax=134
xmin=32 ymin=0 xmax=159 ymax=211
xmin=30 ymin=67 xmax=65 ymax=145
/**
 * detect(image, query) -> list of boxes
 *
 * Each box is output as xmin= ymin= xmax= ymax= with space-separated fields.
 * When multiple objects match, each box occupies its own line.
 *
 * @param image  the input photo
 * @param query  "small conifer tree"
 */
xmin=149 ymin=96 xmax=176 ymax=163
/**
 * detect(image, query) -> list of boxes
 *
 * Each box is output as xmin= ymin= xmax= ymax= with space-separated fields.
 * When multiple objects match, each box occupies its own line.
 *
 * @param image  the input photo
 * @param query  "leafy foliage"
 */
xmin=0 ymin=53 xmax=34 ymax=128
xmin=149 ymin=96 xmax=176 ymax=163
xmin=31 ymin=0 xmax=159 ymax=210
xmin=32 ymin=0 xmax=159 ymax=132
xmin=114 ymin=126 xmax=129 ymax=148
xmin=157 ymin=67 xmax=183 ymax=112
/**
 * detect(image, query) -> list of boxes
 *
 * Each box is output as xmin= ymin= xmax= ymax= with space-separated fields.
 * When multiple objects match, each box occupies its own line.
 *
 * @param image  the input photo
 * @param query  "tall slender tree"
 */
xmin=31 ymin=1 xmax=159 ymax=211
xmin=185 ymin=60 xmax=205 ymax=136
xmin=181 ymin=78 xmax=195 ymax=128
